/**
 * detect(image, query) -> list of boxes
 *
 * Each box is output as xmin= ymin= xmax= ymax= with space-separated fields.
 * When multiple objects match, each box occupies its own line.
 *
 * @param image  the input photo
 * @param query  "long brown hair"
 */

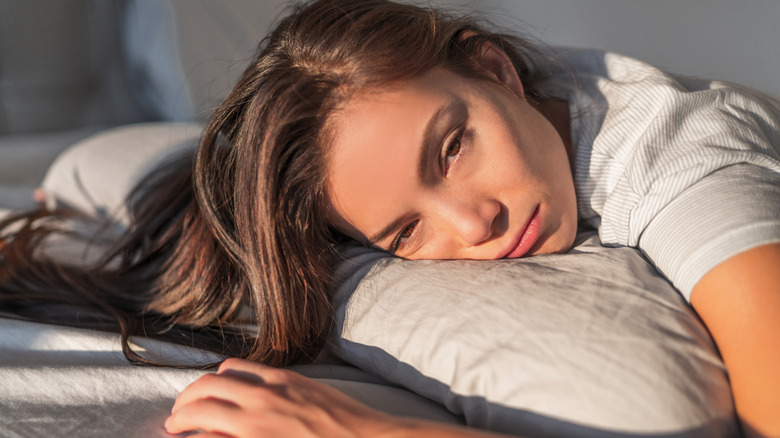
xmin=0 ymin=0 xmax=551 ymax=367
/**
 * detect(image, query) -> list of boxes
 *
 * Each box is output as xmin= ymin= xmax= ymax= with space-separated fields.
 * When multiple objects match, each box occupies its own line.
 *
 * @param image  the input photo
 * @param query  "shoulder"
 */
xmin=557 ymin=48 xmax=780 ymax=248
xmin=556 ymin=47 xmax=780 ymax=195
xmin=549 ymin=47 xmax=780 ymax=131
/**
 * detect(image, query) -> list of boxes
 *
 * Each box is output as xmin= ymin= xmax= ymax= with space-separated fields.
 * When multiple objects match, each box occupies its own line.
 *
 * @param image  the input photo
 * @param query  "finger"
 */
xmin=185 ymin=433 xmax=233 ymax=438
xmin=172 ymin=373 xmax=262 ymax=414
xmin=165 ymin=397 xmax=242 ymax=436
xmin=216 ymin=359 xmax=362 ymax=408
xmin=216 ymin=357 xmax=269 ymax=376
xmin=217 ymin=358 xmax=299 ymax=385
xmin=215 ymin=359 xmax=266 ymax=385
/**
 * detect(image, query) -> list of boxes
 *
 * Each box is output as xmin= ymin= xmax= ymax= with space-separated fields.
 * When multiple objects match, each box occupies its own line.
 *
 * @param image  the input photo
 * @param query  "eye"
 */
xmin=441 ymin=130 xmax=463 ymax=175
xmin=391 ymin=220 xmax=418 ymax=253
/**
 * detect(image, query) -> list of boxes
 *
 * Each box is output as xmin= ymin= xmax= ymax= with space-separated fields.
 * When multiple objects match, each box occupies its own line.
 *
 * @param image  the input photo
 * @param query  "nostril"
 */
xmin=472 ymin=200 xmax=507 ymax=246
xmin=488 ymin=201 xmax=509 ymax=241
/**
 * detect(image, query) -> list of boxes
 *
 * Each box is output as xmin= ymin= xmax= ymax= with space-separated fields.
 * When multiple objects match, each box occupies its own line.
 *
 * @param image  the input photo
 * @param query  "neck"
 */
xmin=534 ymin=98 xmax=573 ymax=163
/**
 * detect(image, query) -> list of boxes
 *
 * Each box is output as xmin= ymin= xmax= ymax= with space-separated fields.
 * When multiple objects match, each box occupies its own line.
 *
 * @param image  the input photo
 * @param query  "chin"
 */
xmin=552 ymin=206 xmax=579 ymax=254
xmin=536 ymin=242 xmax=571 ymax=257
xmin=539 ymin=225 xmax=578 ymax=256
xmin=558 ymin=228 xmax=578 ymax=253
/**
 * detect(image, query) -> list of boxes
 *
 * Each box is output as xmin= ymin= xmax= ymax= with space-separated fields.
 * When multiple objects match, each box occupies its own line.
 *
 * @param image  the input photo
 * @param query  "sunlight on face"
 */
xmin=326 ymin=68 xmax=577 ymax=260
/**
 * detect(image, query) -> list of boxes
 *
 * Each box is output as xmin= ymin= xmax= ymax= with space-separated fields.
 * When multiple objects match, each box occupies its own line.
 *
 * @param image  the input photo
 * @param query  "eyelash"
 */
xmin=392 ymin=220 xmax=419 ymax=253
xmin=441 ymin=128 xmax=465 ymax=176
xmin=391 ymin=126 xmax=468 ymax=254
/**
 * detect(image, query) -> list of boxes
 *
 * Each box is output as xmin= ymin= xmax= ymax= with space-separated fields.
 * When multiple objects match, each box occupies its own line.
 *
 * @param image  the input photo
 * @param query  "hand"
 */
xmin=165 ymin=358 xmax=397 ymax=438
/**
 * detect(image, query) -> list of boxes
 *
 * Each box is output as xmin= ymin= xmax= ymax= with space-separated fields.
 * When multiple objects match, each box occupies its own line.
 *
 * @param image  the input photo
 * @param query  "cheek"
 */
xmin=507 ymin=116 xmax=567 ymax=185
xmin=475 ymin=109 xmax=543 ymax=183
xmin=404 ymin=228 xmax=460 ymax=260
xmin=477 ymin=129 xmax=537 ymax=189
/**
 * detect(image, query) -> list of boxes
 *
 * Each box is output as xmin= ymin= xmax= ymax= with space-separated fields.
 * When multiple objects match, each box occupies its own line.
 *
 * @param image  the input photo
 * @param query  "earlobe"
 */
xmin=471 ymin=38 xmax=526 ymax=100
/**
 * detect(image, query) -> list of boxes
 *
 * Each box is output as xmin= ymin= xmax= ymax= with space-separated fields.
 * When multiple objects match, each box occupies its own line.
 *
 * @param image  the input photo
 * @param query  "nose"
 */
xmin=436 ymin=195 xmax=501 ymax=247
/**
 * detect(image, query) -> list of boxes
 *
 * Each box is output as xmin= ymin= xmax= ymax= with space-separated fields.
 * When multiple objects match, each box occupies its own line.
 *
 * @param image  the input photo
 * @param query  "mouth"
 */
xmin=501 ymin=205 xmax=541 ymax=259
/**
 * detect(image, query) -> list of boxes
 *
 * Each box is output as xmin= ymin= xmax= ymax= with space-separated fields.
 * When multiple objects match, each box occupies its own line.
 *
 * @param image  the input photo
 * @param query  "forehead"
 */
xmin=325 ymin=69 xmax=459 ymax=241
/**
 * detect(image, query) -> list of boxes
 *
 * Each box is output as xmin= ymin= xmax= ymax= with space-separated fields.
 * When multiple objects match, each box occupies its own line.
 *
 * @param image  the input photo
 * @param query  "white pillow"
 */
xmin=39 ymin=122 xmax=201 ymax=226
xmin=329 ymin=235 xmax=738 ymax=437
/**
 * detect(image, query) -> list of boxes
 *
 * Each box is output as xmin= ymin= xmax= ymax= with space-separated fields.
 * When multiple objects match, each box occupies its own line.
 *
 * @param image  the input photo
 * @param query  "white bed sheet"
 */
xmin=0 ymin=316 xmax=463 ymax=437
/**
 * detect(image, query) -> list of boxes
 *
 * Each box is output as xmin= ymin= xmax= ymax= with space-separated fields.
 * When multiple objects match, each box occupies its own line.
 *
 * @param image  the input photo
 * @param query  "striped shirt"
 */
xmin=540 ymin=49 xmax=780 ymax=299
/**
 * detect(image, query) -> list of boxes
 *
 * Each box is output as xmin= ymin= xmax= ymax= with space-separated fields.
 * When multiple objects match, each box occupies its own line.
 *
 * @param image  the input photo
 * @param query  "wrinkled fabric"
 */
xmin=330 ymin=233 xmax=738 ymax=437
xmin=0 ymin=317 xmax=463 ymax=437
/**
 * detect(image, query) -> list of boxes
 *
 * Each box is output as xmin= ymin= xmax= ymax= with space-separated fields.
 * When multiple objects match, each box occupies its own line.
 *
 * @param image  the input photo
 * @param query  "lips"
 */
xmin=502 ymin=205 xmax=541 ymax=259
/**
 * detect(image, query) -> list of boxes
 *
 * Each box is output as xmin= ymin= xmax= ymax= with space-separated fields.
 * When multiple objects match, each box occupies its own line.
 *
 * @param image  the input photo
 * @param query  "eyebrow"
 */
xmin=367 ymin=103 xmax=451 ymax=247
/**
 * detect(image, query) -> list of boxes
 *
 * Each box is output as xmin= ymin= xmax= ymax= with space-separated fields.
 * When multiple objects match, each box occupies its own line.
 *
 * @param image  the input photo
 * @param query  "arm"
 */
xmin=690 ymin=243 xmax=780 ymax=438
xmin=165 ymin=358 xmax=515 ymax=438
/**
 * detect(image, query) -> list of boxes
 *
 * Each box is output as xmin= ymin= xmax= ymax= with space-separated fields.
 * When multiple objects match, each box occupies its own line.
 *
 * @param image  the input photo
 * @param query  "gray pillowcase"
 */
xmin=329 ymin=234 xmax=739 ymax=437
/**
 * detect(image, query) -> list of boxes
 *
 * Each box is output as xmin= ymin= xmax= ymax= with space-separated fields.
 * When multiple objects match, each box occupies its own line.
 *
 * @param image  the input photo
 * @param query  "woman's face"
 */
xmin=326 ymin=66 xmax=577 ymax=260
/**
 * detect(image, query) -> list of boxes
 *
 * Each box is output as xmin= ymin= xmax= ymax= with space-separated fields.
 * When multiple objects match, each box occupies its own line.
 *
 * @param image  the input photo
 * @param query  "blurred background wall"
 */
xmin=1 ymin=0 xmax=777 ymax=136
xmin=445 ymin=0 xmax=779 ymax=97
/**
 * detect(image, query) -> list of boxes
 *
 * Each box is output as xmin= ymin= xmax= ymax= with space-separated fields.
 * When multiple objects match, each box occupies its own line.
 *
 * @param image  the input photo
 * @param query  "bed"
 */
xmin=3 ymin=1 xmax=776 ymax=436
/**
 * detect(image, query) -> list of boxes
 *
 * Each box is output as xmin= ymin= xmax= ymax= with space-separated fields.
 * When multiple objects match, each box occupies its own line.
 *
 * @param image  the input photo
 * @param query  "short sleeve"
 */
xmin=639 ymin=164 xmax=780 ymax=300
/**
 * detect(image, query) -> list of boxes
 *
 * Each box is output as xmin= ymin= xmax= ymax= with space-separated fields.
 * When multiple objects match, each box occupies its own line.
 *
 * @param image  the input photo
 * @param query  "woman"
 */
xmin=1 ymin=0 xmax=778 ymax=436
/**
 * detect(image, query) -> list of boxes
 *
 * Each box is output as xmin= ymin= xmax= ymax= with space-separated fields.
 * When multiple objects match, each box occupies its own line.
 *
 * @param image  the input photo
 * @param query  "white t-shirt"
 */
xmin=539 ymin=49 xmax=780 ymax=299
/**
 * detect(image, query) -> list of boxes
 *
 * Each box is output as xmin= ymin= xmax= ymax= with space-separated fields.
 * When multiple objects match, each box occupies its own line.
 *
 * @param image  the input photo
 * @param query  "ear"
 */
xmin=463 ymin=33 xmax=526 ymax=99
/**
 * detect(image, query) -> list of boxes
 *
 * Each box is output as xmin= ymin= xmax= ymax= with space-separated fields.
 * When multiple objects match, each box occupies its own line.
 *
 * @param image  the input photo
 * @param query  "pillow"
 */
xmin=39 ymin=122 xmax=202 ymax=226
xmin=328 ymin=234 xmax=739 ymax=437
